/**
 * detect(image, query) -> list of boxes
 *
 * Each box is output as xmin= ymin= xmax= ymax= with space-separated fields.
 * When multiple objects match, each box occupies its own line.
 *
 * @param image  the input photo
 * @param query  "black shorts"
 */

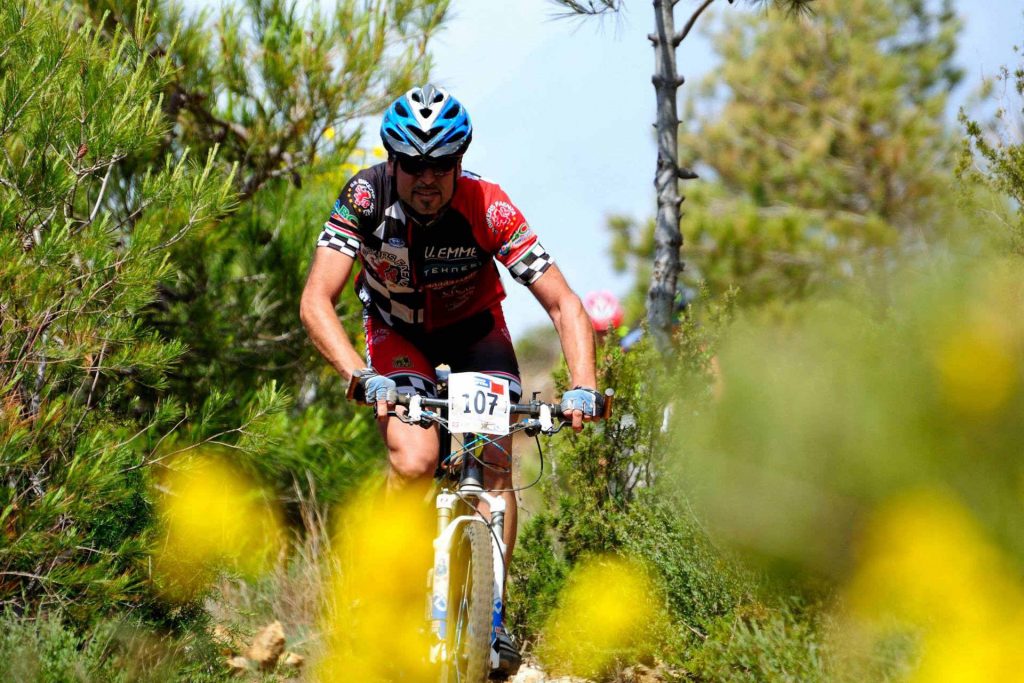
xmin=363 ymin=305 xmax=522 ymax=402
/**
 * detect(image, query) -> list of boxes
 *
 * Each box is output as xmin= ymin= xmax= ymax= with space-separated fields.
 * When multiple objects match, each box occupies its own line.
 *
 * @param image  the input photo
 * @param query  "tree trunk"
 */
xmin=647 ymin=0 xmax=689 ymax=355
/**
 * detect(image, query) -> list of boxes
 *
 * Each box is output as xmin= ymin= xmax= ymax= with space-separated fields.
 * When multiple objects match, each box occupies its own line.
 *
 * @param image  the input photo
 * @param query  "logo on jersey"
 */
xmin=485 ymin=201 xmax=517 ymax=236
xmin=498 ymin=223 xmax=533 ymax=256
xmin=332 ymin=200 xmax=358 ymax=227
xmin=438 ymin=283 xmax=476 ymax=311
xmin=365 ymin=249 xmax=411 ymax=288
xmin=424 ymin=246 xmax=478 ymax=260
xmin=348 ymin=179 xmax=376 ymax=216
xmin=388 ymin=237 xmax=405 ymax=248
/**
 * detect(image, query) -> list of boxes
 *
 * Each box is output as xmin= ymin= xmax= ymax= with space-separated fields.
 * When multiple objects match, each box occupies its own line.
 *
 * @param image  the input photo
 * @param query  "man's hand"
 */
xmin=357 ymin=368 xmax=397 ymax=420
xmin=560 ymin=386 xmax=604 ymax=432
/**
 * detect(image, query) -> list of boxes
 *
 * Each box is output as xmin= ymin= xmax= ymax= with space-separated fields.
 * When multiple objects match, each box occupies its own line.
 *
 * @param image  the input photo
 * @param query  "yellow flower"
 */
xmin=316 ymin=483 xmax=434 ymax=682
xmin=934 ymin=323 xmax=1017 ymax=418
xmin=845 ymin=490 xmax=1024 ymax=682
xmin=152 ymin=453 xmax=283 ymax=601
xmin=540 ymin=556 xmax=660 ymax=679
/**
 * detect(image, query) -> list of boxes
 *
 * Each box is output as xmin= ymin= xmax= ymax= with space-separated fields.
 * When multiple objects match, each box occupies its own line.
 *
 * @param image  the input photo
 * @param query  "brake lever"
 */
xmin=544 ymin=421 xmax=570 ymax=435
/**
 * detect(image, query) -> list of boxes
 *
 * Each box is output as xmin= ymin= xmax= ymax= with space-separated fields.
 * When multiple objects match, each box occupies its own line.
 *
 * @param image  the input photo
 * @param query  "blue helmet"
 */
xmin=380 ymin=85 xmax=472 ymax=158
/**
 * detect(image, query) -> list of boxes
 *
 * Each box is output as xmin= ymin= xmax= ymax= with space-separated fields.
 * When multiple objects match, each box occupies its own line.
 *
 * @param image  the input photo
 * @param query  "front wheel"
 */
xmin=442 ymin=521 xmax=494 ymax=683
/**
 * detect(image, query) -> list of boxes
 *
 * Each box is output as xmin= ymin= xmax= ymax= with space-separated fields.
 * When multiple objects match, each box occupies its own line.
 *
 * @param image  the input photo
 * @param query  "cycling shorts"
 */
xmin=364 ymin=305 xmax=522 ymax=402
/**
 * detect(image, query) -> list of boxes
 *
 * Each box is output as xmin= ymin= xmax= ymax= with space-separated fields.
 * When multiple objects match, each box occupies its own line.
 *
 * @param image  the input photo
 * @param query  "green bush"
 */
xmin=0 ymin=610 xmax=228 ymax=683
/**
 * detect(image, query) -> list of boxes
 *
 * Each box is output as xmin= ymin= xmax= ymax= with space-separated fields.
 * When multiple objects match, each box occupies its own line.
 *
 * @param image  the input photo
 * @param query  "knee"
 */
xmin=389 ymin=448 xmax=437 ymax=482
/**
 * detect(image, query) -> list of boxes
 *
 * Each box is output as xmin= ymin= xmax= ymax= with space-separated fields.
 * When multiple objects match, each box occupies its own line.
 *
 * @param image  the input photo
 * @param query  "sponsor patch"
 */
xmin=485 ymin=200 xmax=517 ymax=236
xmin=347 ymin=178 xmax=376 ymax=216
xmin=392 ymin=355 xmax=412 ymax=369
xmin=334 ymin=202 xmax=359 ymax=224
xmin=388 ymin=237 xmax=405 ymax=248
xmin=508 ymin=223 xmax=532 ymax=247
xmin=365 ymin=250 xmax=411 ymax=288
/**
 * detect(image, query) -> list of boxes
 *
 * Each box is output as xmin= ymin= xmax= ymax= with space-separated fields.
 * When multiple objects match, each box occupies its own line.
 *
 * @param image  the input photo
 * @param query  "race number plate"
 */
xmin=447 ymin=372 xmax=511 ymax=436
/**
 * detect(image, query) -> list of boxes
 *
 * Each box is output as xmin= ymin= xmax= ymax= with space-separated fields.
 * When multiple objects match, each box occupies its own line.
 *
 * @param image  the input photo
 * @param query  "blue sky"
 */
xmin=427 ymin=0 xmax=1020 ymax=339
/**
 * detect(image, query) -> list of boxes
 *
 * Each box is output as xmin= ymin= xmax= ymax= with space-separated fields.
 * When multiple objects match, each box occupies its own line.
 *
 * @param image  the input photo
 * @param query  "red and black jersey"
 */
xmin=316 ymin=162 xmax=553 ymax=333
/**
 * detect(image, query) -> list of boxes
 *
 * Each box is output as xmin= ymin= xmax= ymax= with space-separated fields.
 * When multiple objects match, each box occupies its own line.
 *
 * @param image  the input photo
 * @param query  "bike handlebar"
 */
xmin=394 ymin=391 xmax=614 ymax=421
xmin=347 ymin=370 xmax=615 ymax=421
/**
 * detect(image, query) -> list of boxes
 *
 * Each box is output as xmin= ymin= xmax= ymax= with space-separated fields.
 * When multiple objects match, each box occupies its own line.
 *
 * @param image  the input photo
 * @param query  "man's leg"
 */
xmin=480 ymin=436 xmax=517 ymax=565
xmin=378 ymin=414 xmax=439 ymax=499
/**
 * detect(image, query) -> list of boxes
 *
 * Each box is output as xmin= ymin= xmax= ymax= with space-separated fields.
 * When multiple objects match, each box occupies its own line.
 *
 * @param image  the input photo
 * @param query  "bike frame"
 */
xmin=428 ymin=425 xmax=507 ymax=671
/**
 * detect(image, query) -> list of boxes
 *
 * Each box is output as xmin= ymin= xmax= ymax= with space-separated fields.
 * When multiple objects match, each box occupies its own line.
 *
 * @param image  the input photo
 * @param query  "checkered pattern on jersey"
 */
xmin=357 ymin=282 xmax=425 ymax=328
xmin=508 ymin=243 xmax=553 ymax=285
xmin=317 ymin=225 xmax=361 ymax=258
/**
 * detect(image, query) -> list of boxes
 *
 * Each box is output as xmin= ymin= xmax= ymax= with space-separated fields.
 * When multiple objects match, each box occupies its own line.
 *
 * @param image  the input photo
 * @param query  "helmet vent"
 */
xmin=410 ymin=92 xmax=422 ymax=103
xmin=419 ymin=107 xmax=432 ymax=118
xmin=409 ymin=126 xmax=444 ymax=143
xmin=432 ymin=92 xmax=444 ymax=103
xmin=395 ymin=102 xmax=409 ymax=117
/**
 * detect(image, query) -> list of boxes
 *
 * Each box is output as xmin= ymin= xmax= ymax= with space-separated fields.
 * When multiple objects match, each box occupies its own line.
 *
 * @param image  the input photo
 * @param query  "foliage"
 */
xmin=674 ymin=250 xmax=1024 ymax=578
xmin=1 ymin=0 xmax=450 ymax=633
xmin=508 ymin=292 xmax=743 ymax=661
xmin=610 ymin=0 xmax=965 ymax=314
xmin=0 ymin=609 xmax=229 ymax=683
xmin=0 ymin=0 xmax=245 ymax=615
xmin=68 ymin=0 xmax=450 ymax=505
xmin=686 ymin=604 xmax=833 ymax=683
xmin=959 ymin=43 xmax=1024 ymax=255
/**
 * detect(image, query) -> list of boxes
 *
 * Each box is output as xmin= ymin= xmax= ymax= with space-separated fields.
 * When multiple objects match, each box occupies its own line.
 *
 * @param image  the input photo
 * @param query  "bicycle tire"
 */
xmin=443 ymin=521 xmax=494 ymax=683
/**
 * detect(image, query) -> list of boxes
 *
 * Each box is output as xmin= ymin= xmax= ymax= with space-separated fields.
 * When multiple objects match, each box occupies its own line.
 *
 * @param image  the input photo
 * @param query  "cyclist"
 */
xmin=299 ymin=84 xmax=603 ymax=676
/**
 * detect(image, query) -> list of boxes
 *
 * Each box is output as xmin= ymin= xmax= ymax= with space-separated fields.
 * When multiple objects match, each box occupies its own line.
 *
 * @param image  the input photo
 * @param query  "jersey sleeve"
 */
xmin=483 ymin=187 xmax=554 ymax=286
xmin=316 ymin=172 xmax=376 ymax=258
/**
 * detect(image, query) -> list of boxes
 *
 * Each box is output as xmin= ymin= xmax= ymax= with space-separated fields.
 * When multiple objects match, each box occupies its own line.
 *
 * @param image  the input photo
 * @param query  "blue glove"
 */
xmin=357 ymin=368 xmax=397 ymax=405
xmin=560 ymin=387 xmax=604 ymax=417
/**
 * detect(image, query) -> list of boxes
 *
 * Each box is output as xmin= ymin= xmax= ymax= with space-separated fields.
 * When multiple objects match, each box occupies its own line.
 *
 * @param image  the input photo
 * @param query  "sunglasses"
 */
xmin=394 ymin=155 xmax=459 ymax=176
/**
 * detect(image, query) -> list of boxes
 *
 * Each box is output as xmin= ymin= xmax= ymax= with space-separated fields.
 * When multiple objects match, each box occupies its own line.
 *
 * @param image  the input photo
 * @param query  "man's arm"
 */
xmin=299 ymin=248 xmax=365 ymax=383
xmin=528 ymin=264 xmax=598 ymax=430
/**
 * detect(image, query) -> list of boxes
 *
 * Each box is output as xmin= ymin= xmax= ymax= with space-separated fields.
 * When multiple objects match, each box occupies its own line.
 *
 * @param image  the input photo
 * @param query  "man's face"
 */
xmin=391 ymin=155 xmax=461 ymax=218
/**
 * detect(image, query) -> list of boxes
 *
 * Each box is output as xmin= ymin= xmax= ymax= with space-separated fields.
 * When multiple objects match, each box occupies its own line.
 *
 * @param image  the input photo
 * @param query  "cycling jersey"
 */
xmin=316 ymin=163 xmax=553 ymax=333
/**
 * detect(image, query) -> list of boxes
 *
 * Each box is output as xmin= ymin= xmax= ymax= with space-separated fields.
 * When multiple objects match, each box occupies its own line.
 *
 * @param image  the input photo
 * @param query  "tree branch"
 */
xmin=676 ymin=0 xmax=717 ymax=45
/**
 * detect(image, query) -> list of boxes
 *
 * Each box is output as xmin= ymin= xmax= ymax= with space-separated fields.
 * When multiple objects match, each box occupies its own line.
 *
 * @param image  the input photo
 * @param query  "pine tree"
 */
xmin=1 ymin=0 xmax=450 ymax=616
xmin=73 ymin=0 xmax=450 ymax=504
xmin=611 ymin=0 xmax=964 ymax=312
xmin=0 ymin=0 xmax=235 ymax=612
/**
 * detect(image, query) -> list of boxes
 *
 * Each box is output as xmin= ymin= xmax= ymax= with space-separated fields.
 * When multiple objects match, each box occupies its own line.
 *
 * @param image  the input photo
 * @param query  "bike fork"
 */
xmin=427 ymin=489 xmax=508 ymax=670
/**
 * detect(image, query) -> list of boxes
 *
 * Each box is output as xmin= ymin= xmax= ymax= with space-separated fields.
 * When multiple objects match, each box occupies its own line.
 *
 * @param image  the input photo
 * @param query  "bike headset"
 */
xmin=380 ymin=84 xmax=473 ymax=226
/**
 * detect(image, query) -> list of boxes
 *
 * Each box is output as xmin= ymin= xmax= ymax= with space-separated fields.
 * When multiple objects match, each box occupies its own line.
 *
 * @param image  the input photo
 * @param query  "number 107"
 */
xmin=462 ymin=391 xmax=499 ymax=416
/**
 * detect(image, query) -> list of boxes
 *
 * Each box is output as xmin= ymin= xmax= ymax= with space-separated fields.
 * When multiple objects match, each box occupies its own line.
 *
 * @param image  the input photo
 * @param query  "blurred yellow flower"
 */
xmin=324 ymin=126 xmax=335 ymax=140
xmin=934 ymin=323 xmax=1018 ymax=419
xmin=152 ymin=452 xmax=283 ymax=601
xmin=316 ymin=483 xmax=435 ymax=682
xmin=540 ymin=555 xmax=661 ymax=679
xmin=845 ymin=490 xmax=1024 ymax=683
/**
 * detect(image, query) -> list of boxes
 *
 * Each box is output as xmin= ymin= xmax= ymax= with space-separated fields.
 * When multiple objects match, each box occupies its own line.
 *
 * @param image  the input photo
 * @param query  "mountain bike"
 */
xmin=351 ymin=369 xmax=612 ymax=682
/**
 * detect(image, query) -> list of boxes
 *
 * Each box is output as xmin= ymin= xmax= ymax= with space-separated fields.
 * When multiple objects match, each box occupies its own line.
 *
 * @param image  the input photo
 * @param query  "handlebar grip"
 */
xmin=602 ymin=388 xmax=615 ymax=420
